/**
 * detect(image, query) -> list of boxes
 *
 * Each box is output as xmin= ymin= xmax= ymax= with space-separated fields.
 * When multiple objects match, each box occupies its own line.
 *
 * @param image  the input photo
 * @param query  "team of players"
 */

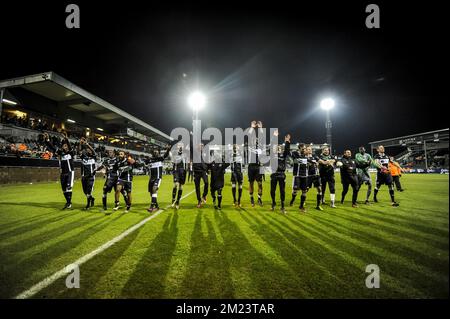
xmin=45 ymin=129 xmax=400 ymax=213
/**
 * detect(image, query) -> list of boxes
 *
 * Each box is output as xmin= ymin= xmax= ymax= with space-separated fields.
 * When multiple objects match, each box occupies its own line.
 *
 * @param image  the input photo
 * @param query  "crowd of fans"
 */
xmin=1 ymin=113 xmax=62 ymax=132
xmin=0 ymin=132 xmax=110 ymax=160
xmin=0 ymin=136 xmax=54 ymax=159
xmin=0 ymin=132 xmax=152 ymax=169
xmin=1 ymin=113 xmax=151 ymax=154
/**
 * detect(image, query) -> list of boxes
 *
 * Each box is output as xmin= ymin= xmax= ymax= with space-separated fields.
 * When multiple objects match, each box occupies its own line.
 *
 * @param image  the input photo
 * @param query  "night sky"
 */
xmin=0 ymin=1 xmax=447 ymax=153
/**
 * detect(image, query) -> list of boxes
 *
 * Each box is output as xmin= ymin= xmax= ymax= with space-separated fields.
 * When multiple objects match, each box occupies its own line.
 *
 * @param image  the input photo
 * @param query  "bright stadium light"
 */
xmin=188 ymin=91 xmax=206 ymax=111
xmin=67 ymin=119 xmax=76 ymax=123
xmin=320 ymin=98 xmax=335 ymax=111
xmin=319 ymin=97 xmax=336 ymax=154
xmin=96 ymin=127 xmax=104 ymax=132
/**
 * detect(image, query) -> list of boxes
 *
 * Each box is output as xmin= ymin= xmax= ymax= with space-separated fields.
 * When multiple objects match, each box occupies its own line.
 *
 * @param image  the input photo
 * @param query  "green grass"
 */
xmin=0 ymin=173 xmax=448 ymax=298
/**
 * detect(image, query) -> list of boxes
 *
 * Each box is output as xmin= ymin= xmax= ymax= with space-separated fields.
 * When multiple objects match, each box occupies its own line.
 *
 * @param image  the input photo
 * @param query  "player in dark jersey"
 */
xmin=337 ymin=150 xmax=359 ymax=207
xmin=171 ymin=142 xmax=189 ymax=209
xmin=373 ymin=145 xmax=399 ymax=206
xmin=115 ymin=151 xmax=135 ymax=212
xmin=192 ymin=143 xmax=209 ymax=208
xmin=306 ymin=146 xmax=324 ymax=211
xmin=289 ymin=144 xmax=310 ymax=212
xmin=355 ymin=146 xmax=374 ymax=205
xmin=98 ymin=149 xmax=119 ymax=211
xmin=269 ymin=131 xmax=291 ymax=213
xmin=247 ymin=120 xmax=265 ymax=207
xmin=209 ymin=153 xmax=230 ymax=210
xmin=231 ymin=144 xmax=244 ymax=207
xmin=144 ymin=146 xmax=171 ymax=212
xmin=78 ymin=137 xmax=97 ymax=210
xmin=318 ymin=146 xmax=337 ymax=208
xmin=44 ymin=132 xmax=75 ymax=209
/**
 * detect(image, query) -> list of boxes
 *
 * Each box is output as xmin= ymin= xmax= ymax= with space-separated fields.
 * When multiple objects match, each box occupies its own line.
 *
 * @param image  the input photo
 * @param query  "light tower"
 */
xmin=320 ymin=98 xmax=335 ymax=154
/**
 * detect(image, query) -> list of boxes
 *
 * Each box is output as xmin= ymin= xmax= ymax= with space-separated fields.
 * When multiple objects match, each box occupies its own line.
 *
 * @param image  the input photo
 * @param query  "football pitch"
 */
xmin=0 ymin=173 xmax=448 ymax=299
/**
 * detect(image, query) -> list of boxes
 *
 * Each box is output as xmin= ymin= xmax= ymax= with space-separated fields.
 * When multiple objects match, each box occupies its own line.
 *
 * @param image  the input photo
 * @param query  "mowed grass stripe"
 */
xmin=14 ymin=188 xmax=196 ymax=299
xmin=0 ymin=176 xmax=193 ymax=298
xmin=0 ymin=173 xmax=448 ymax=298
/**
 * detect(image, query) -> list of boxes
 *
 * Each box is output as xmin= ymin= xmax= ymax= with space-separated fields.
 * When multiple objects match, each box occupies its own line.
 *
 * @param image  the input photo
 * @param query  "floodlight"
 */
xmin=320 ymin=98 xmax=335 ymax=111
xmin=188 ymin=91 xmax=206 ymax=111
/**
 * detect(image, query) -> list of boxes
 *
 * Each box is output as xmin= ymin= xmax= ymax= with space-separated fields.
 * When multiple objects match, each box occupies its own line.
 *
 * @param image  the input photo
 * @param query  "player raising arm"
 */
xmin=247 ymin=120 xmax=265 ymax=207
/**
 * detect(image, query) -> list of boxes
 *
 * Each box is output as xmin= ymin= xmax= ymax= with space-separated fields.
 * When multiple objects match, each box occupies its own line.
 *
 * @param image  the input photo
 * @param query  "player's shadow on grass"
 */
xmin=1 ymin=212 xmax=107 ymax=254
xmin=240 ymin=211 xmax=360 ymax=298
xmin=0 ymin=211 xmax=73 ymax=238
xmin=304 ymin=213 xmax=449 ymax=292
xmin=2 ymin=213 xmax=124 ymax=298
xmin=178 ymin=211 xmax=234 ymax=298
xmin=37 ymin=221 xmax=144 ymax=298
xmin=0 ymin=201 xmax=70 ymax=210
xmin=0 ymin=209 xmax=60 ymax=231
xmin=272 ymin=212 xmax=447 ymax=297
xmin=120 ymin=211 xmax=179 ymax=298
xmin=212 ymin=210 xmax=295 ymax=298
xmin=0 ymin=209 xmax=78 ymax=240
xmin=324 ymin=209 xmax=448 ymax=252
xmin=351 ymin=206 xmax=449 ymax=242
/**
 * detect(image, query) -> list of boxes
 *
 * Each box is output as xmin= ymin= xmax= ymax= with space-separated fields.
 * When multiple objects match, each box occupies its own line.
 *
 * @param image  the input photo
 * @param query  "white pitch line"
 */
xmin=14 ymin=189 xmax=195 ymax=299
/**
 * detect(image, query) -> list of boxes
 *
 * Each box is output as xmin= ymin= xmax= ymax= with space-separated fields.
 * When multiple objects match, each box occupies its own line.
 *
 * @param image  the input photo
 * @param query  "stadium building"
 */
xmin=369 ymin=128 xmax=449 ymax=173
xmin=0 ymin=72 xmax=172 ymax=183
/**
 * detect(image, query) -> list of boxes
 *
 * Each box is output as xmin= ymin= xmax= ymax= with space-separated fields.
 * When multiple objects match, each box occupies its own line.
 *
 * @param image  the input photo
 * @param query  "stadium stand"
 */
xmin=0 ymin=72 xmax=172 ymax=183
xmin=369 ymin=128 xmax=449 ymax=173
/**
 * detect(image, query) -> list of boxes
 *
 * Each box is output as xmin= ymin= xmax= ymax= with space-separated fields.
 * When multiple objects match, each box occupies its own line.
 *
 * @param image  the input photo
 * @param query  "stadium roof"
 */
xmin=368 ymin=128 xmax=449 ymax=148
xmin=0 ymin=72 xmax=172 ymax=145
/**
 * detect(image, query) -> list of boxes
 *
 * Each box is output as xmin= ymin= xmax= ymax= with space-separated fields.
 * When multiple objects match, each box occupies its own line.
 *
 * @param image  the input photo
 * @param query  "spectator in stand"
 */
xmin=9 ymin=143 xmax=19 ymax=157
xmin=41 ymin=151 xmax=52 ymax=160
xmin=389 ymin=157 xmax=404 ymax=192
xmin=18 ymin=142 xmax=28 ymax=153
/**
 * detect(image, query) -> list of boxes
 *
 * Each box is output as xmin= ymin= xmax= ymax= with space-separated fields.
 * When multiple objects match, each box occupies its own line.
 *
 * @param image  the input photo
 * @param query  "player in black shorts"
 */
xmin=192 ymin=143 xmax=209 ymax=208
xmin=210 ymin=152 xmax=230 ymax=210
xmin=269 ymin=131 xmax=291 ymax=213
xmin=318 ymin=146 xmax=337 ymax=208
xmin=337 ymin=150 xmax=359 ymax=207
xmin=306 ymin=145 xmax=323 ymax=211
xmin=115 ymin=151 xmax=135 ymax=212
xmin=78 ymin=137 xmax=97 ymax=210
xmin=373 ymin=145 xmax=399 ymax=206
xmin=289 ymin=144 xmax=309 ymax=212
xmin=44 ymin=132 xmax=75 ymax=209
xmin=98 ymin=149 xmax=119 ymax=212
xmin=171 ymin=142 xmax=188 ymax=209
xmin=231 ymin=144 xmax=244 ymax=207
xmin=144 ymin=146 xmax=171 ymax=212
xmin=247 ymin=120 xmax=265 ymax=207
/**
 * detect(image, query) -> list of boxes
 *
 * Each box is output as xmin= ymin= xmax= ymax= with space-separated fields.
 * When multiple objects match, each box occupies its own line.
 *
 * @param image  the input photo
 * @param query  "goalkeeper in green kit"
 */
xmin=355 ymin=146 xmax=377 ymax=205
